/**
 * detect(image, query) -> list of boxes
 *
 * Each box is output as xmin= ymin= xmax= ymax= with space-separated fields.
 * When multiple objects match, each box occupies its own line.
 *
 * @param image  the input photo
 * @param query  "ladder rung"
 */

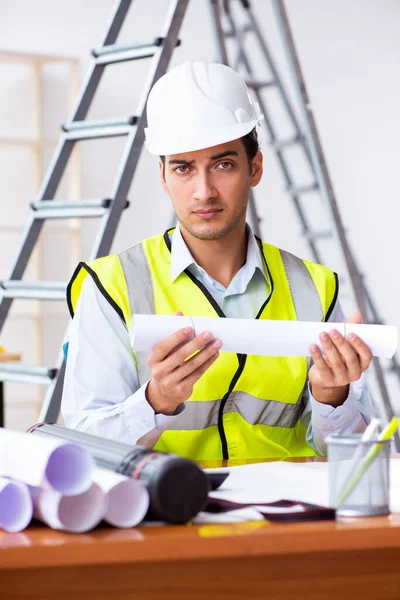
xmin=245 ymin=79 xmax=275 ymax=89
xmin=287 ymin=183 xmax=318 ymax=195
xmin=271 ymin=135 xmax=301 ymax=150
xmin=62 ymin=117 xmax=136 ymax=141
xmin=302 ymin=230 xmax=333 ymax=240
xmin=0 ymin=364 xmax=57 ymax=385
xmin=93 ymin=39 xmax=162 ymax=57
xmin=32 ymin=199 xmax=111 ymax=210
xmin=92 ymin=39 xmax=162 ymax=64
xmin=0 ymin=281 xmax=67 ymax=300
xmin=30 ymin=199 xmax=130 ymax=219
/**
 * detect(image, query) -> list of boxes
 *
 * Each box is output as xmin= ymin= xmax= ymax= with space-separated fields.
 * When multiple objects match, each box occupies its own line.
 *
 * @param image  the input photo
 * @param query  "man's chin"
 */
xmin=185 ymin=224 xmax=228 ymax=241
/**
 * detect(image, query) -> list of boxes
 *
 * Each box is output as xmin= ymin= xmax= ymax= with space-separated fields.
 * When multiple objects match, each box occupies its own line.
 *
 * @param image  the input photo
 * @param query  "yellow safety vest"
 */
xmin=68 ymin=229 xmax=338 ymax=461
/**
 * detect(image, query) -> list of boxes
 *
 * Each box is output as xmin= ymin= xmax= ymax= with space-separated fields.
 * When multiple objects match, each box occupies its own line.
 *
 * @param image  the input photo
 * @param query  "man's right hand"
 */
xmin=146 ymin=326 xmax=222 ymax=415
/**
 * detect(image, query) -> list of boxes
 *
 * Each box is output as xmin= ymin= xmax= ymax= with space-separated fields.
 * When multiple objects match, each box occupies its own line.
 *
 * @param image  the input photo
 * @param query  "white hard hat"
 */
xmin=144 ymin=60 xmax=263 ymax=156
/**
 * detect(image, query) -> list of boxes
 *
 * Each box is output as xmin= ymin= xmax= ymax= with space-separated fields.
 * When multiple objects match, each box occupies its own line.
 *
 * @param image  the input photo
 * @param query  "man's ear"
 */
xmin=250 ymin=150 xmax=263 ymax=187
xmin=159 ymin=159 xmax=169 ymax=194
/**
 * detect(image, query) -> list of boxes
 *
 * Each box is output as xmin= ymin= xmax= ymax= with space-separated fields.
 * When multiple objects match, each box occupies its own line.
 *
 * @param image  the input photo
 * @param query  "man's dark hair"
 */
xmin=160 ymin=127 xmax=260 ymax=178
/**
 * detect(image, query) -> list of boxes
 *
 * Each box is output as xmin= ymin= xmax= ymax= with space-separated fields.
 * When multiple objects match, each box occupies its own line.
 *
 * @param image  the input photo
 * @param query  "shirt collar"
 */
xmin=169 ymin=224 xmax=268 ymax=284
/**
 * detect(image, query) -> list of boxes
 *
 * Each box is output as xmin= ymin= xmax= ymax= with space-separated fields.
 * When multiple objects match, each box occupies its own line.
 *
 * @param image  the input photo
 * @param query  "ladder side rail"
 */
xmin=228 ymin=0 xmax=317 ymax=176
xmin=370 ymin=359 xmax=397 ymax=423
xmin=361 ymin=279 xmax=400 ymax=382
xmin=221 ymin=2 xmax=323 ymax=260
xmin=271 ymin=0 xmax=367 ymax=316
xmin=40 ymin=358 xmax=67 ymax=423
xmin=209 ymin=1 xmax=262 ymax=236
xmin=91 ymin=0 xmax=189 ymax=259
xmin=208 ymin=0 xmax=229 ymax=66
xmin=68 ymin=1 xmax=133 ymax=122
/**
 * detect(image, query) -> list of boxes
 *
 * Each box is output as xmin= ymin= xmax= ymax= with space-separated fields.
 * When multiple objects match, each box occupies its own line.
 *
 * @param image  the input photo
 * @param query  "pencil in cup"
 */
xmin=327 ymin=418 xmax=399 ymax=517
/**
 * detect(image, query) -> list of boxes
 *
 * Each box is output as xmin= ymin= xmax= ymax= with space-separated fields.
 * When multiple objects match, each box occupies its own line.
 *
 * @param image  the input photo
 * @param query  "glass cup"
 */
xmin=326 ymin=433 xmax=390 ymax=518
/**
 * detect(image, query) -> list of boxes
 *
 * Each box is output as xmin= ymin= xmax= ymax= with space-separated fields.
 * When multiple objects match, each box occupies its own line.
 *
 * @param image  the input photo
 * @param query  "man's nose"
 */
xmin=193 ymin=172 xmax=218 ymax=202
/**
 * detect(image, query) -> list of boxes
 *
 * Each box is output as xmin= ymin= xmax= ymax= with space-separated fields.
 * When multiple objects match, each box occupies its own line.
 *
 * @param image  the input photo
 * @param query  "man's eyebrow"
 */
xmin=209 ymin=150 xmax=239 ymax=160
xmin=168 ymin=151 xmax=239 ymax=165
xmin=167 ymin=158 xmax=195 ymax=165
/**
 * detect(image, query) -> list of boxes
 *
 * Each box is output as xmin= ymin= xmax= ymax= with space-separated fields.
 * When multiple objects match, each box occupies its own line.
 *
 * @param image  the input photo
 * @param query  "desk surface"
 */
xmin=1 ymin=458 xmax=400 ymax=600
xmin=1 ymin=512 xmax=400 ymax=569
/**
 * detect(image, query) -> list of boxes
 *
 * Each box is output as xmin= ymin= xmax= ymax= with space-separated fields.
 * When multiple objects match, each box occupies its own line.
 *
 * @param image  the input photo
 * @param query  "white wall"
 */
xmin=1 ymin=0 xmax=399 ymax=429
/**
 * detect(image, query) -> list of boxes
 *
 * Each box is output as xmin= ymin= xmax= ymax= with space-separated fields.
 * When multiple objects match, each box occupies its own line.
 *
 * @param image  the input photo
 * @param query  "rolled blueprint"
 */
xmin=0 ymin=428 xmax=94 ymax=495
xmin=30 ymin=482 xmax=106 ymax=533
xmin=130 ymin=315 xmax=398 ymax=359
xmin=0 ymin=478 xmax=33 ymax=533
xmin=29 ymin=423 xmax=209 ymax=524
xmin=93 ymin=468 xmax=149 ymax=528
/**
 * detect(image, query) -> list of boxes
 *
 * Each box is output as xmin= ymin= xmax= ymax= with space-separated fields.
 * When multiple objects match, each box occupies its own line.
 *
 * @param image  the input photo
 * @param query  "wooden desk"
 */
xmin=0 ymin=350 xmax=21 ymax=427
xmin=1 ymin=463 xmax=400 ymax=600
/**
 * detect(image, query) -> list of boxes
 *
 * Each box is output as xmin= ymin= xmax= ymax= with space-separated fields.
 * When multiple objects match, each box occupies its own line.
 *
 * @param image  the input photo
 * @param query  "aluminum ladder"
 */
xmin=0 ymin=0 xmax=189 ymax=423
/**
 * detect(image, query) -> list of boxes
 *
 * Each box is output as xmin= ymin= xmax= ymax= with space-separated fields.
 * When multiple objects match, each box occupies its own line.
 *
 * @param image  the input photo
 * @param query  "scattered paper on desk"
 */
xmin=31 ymin=482 xmax=107 ymax=533
xmin=193 ymin=502 xmax=307 ymax=524
xmin=254 ymin=504 xmax=305 ymax=514
xmin=0 ymin=428 xmax=94 ymax=495
xmin=207 ymin=462 xmax=330 ymax=507
xmin=93 ymin=468 xmax=149 ymax=528
xmin=203 ymin=460 xmax=400 ymax=522
xmin=0 ymin=477 xmax=32 ymax=533
xmin=131 ymin=315 xmax=398 ymax=358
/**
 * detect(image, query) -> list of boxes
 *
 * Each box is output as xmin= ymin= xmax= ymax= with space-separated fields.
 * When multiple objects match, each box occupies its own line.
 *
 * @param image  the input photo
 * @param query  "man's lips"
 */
xmin=193 ymin=208 xmax=223 ymax=216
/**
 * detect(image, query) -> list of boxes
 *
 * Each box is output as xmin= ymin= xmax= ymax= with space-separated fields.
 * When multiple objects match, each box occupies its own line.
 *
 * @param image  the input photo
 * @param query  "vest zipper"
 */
xmin=218 ymin=354 xmax=247 ymax=460
xmin=163 ymin=230 xmax=274 ymax=461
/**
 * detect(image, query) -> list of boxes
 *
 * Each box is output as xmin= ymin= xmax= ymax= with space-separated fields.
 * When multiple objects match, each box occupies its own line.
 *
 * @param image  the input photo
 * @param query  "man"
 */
xmin=62 ymin=61 xmax=372 ymax=461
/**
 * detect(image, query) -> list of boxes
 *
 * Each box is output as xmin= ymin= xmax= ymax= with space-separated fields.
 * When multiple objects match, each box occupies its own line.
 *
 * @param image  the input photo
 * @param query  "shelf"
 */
xmin=0 ymin=137 xmax=57 ymax=148
xmin=0 ymin=50 xmax=78 ymax=65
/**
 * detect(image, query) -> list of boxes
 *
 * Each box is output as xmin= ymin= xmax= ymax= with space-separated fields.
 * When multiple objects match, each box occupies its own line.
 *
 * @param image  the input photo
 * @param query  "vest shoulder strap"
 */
xmin=67 ymin=255 xmax=130 ymax=325
xmin=260 ymin=240 xmax=338 ymax=322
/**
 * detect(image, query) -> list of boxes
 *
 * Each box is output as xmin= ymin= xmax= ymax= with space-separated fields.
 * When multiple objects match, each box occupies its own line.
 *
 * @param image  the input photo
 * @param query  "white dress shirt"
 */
xmin=61 ymin=225 xmax=373 ymax=454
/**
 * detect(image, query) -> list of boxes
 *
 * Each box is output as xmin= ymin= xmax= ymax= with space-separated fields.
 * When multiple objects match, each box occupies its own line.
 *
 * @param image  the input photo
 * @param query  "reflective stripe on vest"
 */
xmin=162 ymin=390 xmax=307 ymax=431
xmin=279 ymin=249 xmax=323 ymax=322
xmin=119 ymin=245 xmax=154 ymax=383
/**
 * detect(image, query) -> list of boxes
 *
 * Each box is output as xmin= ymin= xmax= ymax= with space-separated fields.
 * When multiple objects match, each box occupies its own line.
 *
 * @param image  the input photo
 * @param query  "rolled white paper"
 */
xmin=0 ymin=477 xmax=33 ymax=533
xmin=93 ymin=468 xmax=149 ymax=528
xmin=131 ymin=315 xmax=398 ymax=359
xmin=31 ymin=482 xmax=107 ymax=533
xmin=0 ymin=428 xmax=94 ymax=495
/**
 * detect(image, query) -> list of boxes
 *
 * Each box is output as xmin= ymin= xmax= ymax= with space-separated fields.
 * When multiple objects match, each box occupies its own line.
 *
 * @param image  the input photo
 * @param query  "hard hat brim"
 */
xmin=144 ymin=119 xmax=258 ymax=156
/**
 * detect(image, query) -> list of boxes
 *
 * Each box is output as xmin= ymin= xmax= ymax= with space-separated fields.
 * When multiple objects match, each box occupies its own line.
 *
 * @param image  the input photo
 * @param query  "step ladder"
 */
xmin=0 ymin=0 xmax=189 ymax=423
xmin=209 ymin=0 xmax=399 ymax=428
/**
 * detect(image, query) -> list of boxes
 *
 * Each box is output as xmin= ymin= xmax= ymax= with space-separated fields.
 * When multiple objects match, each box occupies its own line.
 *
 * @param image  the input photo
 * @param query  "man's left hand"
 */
xmin=308 ymin=312 xmax=373 ymax=407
